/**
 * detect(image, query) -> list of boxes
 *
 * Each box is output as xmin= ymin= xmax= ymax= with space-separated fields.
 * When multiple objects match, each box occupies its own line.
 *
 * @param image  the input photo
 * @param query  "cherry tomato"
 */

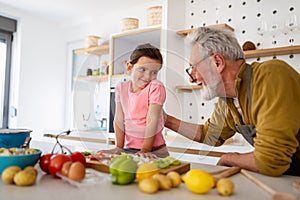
xmin=39 ymin=153 xmax=53 ymax=174
xmin=70 ymin=152 xmax=87 ymax=167
xmin=48 ymin=154 xmax=71 ymax=177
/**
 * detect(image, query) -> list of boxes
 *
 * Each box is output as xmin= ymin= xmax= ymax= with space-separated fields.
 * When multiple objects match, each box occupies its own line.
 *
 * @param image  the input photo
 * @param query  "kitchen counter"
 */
xmin=0 ymin=163 xmax=299 ymax=200
xmin=1 ymin=158 xmax=299 ymax=199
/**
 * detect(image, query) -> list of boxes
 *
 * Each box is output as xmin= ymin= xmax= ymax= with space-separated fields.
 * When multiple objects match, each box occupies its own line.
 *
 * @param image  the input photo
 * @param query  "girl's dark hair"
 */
xmin=130 ymin=43 xmax=163 ymax=65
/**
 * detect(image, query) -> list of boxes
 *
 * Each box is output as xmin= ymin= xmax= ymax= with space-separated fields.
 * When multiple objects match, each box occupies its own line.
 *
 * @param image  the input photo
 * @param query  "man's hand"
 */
xmin=217 ymin=152 xmax=260 ymax=173
xmin=217 ymin=152 xmax=240 ymax=166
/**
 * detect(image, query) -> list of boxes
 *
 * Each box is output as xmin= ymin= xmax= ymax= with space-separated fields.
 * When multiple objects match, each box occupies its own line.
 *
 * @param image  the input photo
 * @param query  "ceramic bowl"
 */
xmin=0 ymin=148 xmax=41 ymax=174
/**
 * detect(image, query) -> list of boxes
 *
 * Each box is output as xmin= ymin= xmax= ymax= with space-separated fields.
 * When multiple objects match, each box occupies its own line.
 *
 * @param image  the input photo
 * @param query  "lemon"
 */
xmin=136 ymin=163 xmax=159 ymax=182
xmin=182 ymin=169 xmax=214 ymax=194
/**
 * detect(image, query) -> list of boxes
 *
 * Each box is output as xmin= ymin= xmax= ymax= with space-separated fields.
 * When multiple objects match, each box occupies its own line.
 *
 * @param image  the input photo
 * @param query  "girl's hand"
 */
xmin=97 ymin=147 xmax=123 ymax=155
xmin=135 ymin=151 xmax=157 ymax=159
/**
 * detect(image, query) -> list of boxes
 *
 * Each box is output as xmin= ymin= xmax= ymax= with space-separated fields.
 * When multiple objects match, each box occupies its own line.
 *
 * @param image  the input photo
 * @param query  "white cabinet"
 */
xmin=110 ymin=26 xmax=161 ymax=76
xmin=72 ymin=46 xmax=110 ymax=131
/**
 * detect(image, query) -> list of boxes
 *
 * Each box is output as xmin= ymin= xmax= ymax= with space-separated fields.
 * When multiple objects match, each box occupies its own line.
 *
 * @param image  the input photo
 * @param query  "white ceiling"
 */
xmin=0 ymin=0 xmax=149 ymax=23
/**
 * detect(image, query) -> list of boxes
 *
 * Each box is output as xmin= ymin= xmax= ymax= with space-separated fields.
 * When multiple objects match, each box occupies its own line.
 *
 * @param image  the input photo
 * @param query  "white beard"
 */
xmin=199 ymin=84 xmax=218 ymax=101
xmin=199 ymin=74 xmax=224 ymax=101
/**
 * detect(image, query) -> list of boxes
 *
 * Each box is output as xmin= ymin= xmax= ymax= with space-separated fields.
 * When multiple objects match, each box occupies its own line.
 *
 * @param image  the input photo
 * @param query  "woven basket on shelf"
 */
xmin=121 ymin=17 xmax=139 ymax=31
xmin=147 ymin=6 xmax=162 ymax=26
xmin=85 ymin=35 xmax=100 ymax=48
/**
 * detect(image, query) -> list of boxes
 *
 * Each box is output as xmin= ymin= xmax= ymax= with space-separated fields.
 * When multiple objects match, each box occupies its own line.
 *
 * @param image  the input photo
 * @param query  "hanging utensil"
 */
xmin=21 ymin=136 xmax=31 ymax=148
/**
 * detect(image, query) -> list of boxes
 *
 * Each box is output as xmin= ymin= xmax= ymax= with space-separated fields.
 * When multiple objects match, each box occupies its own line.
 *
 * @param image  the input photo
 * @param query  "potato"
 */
xmin=1 ymin=166 xmax=21 ymax=185
xmin=152 ymin=174 xmax=172 ymax=190
xmin=166 ymin=171 xmax=181 ymax=187
xmin=24 ymin=166 xmax=38 ymax=177
xmin=138 ymin=178 xmax=159 ymax=194
xmin=13 ymin=170 xmax=37 ymax=186
xmin=217 ymin=178 xmax=235 ymax=196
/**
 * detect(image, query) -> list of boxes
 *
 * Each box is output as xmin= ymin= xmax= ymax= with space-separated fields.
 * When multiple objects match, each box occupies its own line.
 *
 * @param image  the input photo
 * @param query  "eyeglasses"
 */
xmin=185 ymin=67 xmax=197 ymax=83
xmin=185 ymin=55 xmax=211 ymax=83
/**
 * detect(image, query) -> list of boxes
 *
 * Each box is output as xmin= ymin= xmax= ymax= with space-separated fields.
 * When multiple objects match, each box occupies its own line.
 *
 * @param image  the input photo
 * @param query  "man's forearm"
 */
xmin=165 ymin=114 xmax=202 ymax=142
xmin=217 ymin=152 xmax=260 ymax=173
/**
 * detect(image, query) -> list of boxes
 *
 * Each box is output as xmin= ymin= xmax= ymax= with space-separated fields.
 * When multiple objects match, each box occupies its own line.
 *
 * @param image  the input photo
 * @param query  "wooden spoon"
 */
xmin=241 ymin=169 xmax=297 ymax=200
xmin=210 ymin=166 xmax=241 ymax=186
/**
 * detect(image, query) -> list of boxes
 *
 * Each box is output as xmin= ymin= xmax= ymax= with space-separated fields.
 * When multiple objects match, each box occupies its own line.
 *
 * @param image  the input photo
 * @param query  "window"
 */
xmin=0 ymin=16 xmax=16 ymax=128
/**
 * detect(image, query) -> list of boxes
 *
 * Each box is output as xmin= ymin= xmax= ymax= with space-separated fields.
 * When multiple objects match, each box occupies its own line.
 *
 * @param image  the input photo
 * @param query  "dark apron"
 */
xmin=235 ymin=64 xmax=256 ymax=145
xmin=235 ymin=64 xmax=300 ymax=176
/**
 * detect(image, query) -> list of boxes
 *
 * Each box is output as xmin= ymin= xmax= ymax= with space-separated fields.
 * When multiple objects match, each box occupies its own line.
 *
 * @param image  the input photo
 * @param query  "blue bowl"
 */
xmin=0 ymin=129 xmax=32 ymax=148
xmin=0 ymin=149 xmax=41 ymax=174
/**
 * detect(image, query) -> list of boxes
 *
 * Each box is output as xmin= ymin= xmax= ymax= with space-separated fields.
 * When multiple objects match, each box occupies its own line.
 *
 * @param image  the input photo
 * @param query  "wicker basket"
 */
xmin=122 ymin=18 xmax=139 ymax=31
xmin=147 ymin=6 xmax=162 ymax=26
xmin=85 ymin=35 xmax=100 ymax=48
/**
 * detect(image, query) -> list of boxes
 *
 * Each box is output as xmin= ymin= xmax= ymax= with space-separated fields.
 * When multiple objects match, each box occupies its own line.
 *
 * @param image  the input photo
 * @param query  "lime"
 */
xmin=182 ymin=169 xmax=214 ymax=194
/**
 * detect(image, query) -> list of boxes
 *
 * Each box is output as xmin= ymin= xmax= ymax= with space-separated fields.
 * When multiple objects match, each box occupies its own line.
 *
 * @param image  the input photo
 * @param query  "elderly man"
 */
xmin=165 ymin=27 xmax=300 ymax=176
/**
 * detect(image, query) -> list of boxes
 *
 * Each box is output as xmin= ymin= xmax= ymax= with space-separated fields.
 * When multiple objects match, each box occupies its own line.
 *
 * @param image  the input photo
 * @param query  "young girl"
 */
xmin=100 ymin=43 xmax=169 ymax=158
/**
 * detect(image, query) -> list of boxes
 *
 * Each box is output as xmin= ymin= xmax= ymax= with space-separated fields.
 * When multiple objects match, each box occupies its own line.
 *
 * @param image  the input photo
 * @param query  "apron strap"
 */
xmin=246 ymin=63 xmax=252 ymax=111
xmin=235 ymin=63 xmax=256 ymax=146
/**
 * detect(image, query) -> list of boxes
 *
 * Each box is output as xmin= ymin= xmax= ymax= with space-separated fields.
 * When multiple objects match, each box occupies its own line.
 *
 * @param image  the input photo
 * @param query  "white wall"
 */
xmin=0 ymin=4 xmax=66 ymax=139
xmin=0 ymin=1 xmax=164 ymax=140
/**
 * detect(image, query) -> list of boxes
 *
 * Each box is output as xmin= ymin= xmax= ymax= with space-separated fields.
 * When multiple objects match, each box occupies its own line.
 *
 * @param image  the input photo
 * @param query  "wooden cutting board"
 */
xmin=159 ymin=162 xmax=190 ymax=175
xmin=86 ymin=160 xmax=190 ymax=175
xmin=86 ymin=160 xmax=110 ymax=173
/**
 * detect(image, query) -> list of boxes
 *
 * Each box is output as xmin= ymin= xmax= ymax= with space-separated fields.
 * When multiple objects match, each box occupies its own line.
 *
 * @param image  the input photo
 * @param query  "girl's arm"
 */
xmin=140 ymin=103 xmax=162 ymax=153
xmin=98 ymin=102 xmax=124 ymax=155
xmin=114 ymin=102 xmax=125 ymax=150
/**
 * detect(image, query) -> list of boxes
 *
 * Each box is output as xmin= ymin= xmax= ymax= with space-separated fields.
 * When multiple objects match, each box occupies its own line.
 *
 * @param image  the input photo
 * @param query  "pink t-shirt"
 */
xmin=115 ymin=79 xmax=166 ymax=150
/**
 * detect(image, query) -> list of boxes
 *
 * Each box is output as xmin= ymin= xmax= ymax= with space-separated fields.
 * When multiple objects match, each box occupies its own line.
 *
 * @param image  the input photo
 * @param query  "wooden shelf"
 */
xmin=75 ymin=75 xmax=109 ymax=82
xmin=176 ymin=23 xmax=234 ymax=36
xmin=74 ymin=74 xmax=129 ymax=83
xmin=244 ymin=45 xmax=300 ymax=58
xmin=176 ymin=85 xmax=202 ymax=92
xmin=111 ymin=74 xmax=128 ymax=78
xmin=74 ymin=44 xmax=109 ymax=55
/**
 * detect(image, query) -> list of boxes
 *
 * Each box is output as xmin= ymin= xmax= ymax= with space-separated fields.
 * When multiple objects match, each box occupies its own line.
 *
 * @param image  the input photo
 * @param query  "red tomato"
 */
xmin=39 ymin=153 xmax=53 ymax=174
xmin=48 ymin=154 xmax=71 ymax=177
xmin=70 ymin=152 xmax=87 ymax=167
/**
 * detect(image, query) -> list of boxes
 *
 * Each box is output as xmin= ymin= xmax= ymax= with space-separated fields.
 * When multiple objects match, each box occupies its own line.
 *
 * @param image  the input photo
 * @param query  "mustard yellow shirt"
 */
xmin=200 ymin=60 xmax=300 ymax=176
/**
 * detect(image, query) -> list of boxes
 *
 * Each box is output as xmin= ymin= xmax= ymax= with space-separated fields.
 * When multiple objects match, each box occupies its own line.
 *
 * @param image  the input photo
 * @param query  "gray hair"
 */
xmin=186 ymin=27 xmax=245 ymax=60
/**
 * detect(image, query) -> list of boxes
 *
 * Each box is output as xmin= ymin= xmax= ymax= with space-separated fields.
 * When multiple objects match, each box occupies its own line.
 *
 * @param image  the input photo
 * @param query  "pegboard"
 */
xmin=182 ymin=0 xmax=300 ymax=123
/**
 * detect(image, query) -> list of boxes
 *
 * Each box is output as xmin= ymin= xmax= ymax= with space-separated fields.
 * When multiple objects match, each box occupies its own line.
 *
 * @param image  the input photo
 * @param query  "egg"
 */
xmin=61 ymin=161 xmax=72 ymax=177
xmin=68 ymin=161 xmax=86 ymax=181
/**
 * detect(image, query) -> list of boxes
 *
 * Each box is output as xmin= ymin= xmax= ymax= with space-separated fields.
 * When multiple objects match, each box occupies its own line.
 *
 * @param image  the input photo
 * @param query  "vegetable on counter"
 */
xmin=152 ymin=156 xmax=181 ymax=169
xmin=109 ymin=153 xmax=138 ymax=185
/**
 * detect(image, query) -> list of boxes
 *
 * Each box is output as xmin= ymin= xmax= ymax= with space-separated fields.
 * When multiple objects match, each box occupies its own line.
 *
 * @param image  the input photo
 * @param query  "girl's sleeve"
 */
xmin=149 ymin=80 xmax=166 ymax=105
